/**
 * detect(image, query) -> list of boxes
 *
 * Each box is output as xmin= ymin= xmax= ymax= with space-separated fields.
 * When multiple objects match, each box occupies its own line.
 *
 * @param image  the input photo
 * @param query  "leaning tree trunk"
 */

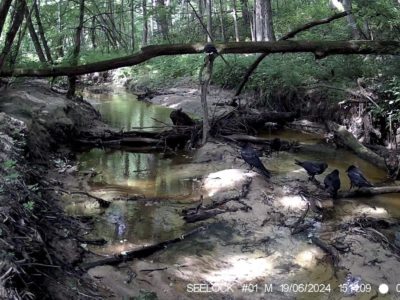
xmin=199 ymin=54 xmax=215 ymax=144
xmin=25 ymin=5 xmax=47 ymax=63
xmin=67 ymin=0 xmax=84 ymax=99
xmin=33 ymin=2 xmax=53 ymax=63
xmin=342 ymin=0 xmax=362 ymax=39
xmin=0 ymin=0 xmax=13 ymax=39
xmin=0 ymin=0 xmax=26 ymax=70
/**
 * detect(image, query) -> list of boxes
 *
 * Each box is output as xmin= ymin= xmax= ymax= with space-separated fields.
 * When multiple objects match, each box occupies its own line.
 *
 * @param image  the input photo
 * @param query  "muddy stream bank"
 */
xmin=62 ymin=89 xmax=400 ymax=300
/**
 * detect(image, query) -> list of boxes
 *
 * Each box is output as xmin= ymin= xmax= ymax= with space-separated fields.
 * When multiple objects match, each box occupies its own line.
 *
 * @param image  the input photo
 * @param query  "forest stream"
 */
xmin=60 ymin=90 xmax=400 ymax=300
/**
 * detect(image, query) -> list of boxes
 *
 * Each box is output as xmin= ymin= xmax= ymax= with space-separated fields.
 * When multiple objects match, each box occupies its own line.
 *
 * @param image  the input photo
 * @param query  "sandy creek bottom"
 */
xmin=63 ymin=91 xmax=400 ymax=300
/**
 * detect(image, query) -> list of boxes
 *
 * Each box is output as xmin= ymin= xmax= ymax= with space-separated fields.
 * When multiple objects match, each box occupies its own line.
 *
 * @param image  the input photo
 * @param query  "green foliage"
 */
xmin=23 ymin=201 xmax=35 ymax=212
xmin=2 ymin=159 xmax=16 ymax=170
xmin=371 ymin=76 xmax=400 ymax=124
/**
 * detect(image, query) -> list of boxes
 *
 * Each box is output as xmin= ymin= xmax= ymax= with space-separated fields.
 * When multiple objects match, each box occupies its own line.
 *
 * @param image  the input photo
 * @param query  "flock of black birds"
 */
xmin=240 ymin=143 xmax=373 ymax=199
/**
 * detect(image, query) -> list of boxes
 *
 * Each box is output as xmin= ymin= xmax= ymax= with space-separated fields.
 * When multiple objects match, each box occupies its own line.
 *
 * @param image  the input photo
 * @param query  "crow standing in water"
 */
xmin=294 ymin=160 xmax=328 ymax=180
xmin=346 ymin=165 xmax=373 ymax=189
xmin=324 ymin=169 xmax=341 ymax=198
xmin=241 ymin=144 xmax=271 ymax=179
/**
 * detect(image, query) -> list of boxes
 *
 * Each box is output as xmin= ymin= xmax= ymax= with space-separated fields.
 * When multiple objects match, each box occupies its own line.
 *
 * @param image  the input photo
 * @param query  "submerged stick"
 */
xmin=80 ymin=226 xmax=205 ymax=270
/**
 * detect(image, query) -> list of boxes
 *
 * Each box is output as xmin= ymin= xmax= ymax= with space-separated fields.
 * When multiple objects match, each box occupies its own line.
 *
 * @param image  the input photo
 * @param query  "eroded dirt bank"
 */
xmin=0 ymin=80 xmax=111 ymax=299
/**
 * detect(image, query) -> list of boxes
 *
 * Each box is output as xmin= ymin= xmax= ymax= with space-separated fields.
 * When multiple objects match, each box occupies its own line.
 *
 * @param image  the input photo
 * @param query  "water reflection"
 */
xmin=78 ymin=149 xmax=199 ymax=198
xmin=84 ymin=90 xmax=173 ymax=130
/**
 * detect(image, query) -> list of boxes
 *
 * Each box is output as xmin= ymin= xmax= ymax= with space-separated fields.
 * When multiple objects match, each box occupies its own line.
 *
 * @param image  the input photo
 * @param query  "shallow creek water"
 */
xmin=67 ymin=91 xmax=400 ymax=299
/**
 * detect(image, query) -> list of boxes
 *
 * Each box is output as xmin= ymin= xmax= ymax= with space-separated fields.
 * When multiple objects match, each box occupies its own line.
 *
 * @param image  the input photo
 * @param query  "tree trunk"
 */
xmin=232 ymin=0 xmax=240 ymax=42
xmin=254 ymin=0 xmax=265 ymax=41
xmin=155 ymin=0 xmax=169 ymax=40
xmin=2 ymin=40 xmax=400 ymax=77
xmin=142 ymin=0 xmax=148 ymax=46
xmin=0 ymin=0 xmax=26 ymax=70
xmin=326 ymin=121 xmax=386 ymax=170
xmin=206 ymin=0 xmax=212 ymax=42
xmin=56 ymin=0 xmax=64 ymax=58
xmin=264 ymin=0 xmax=275 ymax=41
xmin=0 ymin=0 xmax=13 ymax=39
xmin=240 ymin=0 xmax=250 ymax=28
xmin=91 ymin=16 xmax=97 ymax=49
xmin=67 ymin=0 xmax=85 ymax=99
xmin=342 ymin=0 xmax=361 ymax=39
xmin=218 ymin=0 xmax=225 ymax=42
xmin=199 ymin=54 xmax=215 ymax=144
xmin=33 ymin=2 xmax=52 ymax=63
xmin=130 ymin=0 xmax=135 ymax=50
xmin=25 ymin=5 xmax=47 ymax=63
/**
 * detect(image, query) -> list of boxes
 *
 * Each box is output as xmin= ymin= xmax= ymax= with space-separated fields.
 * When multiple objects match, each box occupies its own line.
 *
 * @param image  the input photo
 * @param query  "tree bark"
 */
xmin=254 ymin=0 xmax=264 ymax=41
xmin=199 ymin=54 xmax=215 ymax=144
xmin=342 ymin=0 xmax=361 ymax=39
xmin=130 ymin=0 xmax=135 ymax=50
xmin=33 ymin=2 xmax=53 ymax=63
xmin=2 ymin=40 xmax=400 ymax=77
xmin=218 ymin=0 xmax=226 ymax=42
xmin=326 ymin=121 xmax=386 ymax=170
xmin=66 ymin=0 xmax=85 ymax=99
xmin=0 ymin=0 xmax=26 ymax=70
xmin=264 ymin=0 xmax=275 ymax=41
xmin=206 ymin=0 xmax=212 ymax=42
xmin=155 ymin=0 xmax=169 ymax=40
xmin=142 ymin=0 xmax=148 ymax=46
xmin=232 ymin=0 xmax=240 ymax=42
xmin=25 ymin=5 xmax=47 ymax=63
xmin=338 ymin=186 xmax=400 ymax=198
xmin=0 ymin=0 xmax=13 ymax=39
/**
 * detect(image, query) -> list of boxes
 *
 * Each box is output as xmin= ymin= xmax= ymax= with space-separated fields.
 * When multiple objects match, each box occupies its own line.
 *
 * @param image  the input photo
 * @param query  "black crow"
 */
xmin=241 ymin=144 xmax=271 ymax=179
xmin=346 ymin=165 xmax=373 ymax=189
xmin=324 ymin=169 xmax=341 ymax=198
xmin=295 ymin=159 xmax=328 ymax=180
xmin=203 ymin=43 xmax=218 ymax=55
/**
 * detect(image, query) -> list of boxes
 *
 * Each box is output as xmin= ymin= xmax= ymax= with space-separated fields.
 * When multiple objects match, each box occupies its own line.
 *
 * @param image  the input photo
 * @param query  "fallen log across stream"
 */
xmin=326 ymin=121 xmax=386 ymax=170
xmin=338 ymin=186 xmax=400 ymax=198
xmin=80 ymin=226 xmax=205 ymax=270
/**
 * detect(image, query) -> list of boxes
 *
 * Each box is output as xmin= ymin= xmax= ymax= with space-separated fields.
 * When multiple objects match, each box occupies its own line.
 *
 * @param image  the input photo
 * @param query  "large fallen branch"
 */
xmin=326 ymin=121 xmax=386 ymax=170
xmin=338 ymin=186 xmax=400 ymax=198
xmin=2 ymin=40 xmax=400 ymax=77
xmin=80 ymin=226 xmax=205 ymax=270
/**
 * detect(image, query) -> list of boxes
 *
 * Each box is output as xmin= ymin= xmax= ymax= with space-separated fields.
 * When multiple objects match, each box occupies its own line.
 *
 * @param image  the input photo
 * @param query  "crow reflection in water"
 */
xmin=241 ymin=143 xmax=271 ymax=179
xmin=324 ymin=169 xmax=341 ymax=198
xmin=294 ymin=159 xmax=328 ymax=180
xmin=346 ymin=165 xmax=373 ymax=189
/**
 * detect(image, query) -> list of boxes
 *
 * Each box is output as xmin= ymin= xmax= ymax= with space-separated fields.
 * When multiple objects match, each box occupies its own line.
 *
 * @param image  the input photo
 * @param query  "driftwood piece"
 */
xmin=183 ymin=208 xmax=228 ymax=223
xmin=311 ymin=237 xmax=339 ymax=265
xmin=80 ymin=227 xmax=205 ymax=270
xmin=44 ymin=188 xmax=111 ymax=208
xmin=338 ymin=186 xmax=400 ymax=198
xmin=326 ymin=121 xmax=386 ymax=170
